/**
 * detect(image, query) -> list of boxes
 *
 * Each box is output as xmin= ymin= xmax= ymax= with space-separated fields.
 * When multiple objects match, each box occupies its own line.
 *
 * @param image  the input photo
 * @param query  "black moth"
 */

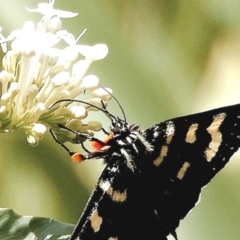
xmin=56 ymin=101 xmax=240 ymax=240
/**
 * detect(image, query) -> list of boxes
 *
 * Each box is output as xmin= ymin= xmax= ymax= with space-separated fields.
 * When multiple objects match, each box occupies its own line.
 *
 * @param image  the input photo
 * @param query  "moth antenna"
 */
xmin=102 ymin=87 xmax=127 ymax=122
xmin=48 ymin=98 xmax=116 ymax=120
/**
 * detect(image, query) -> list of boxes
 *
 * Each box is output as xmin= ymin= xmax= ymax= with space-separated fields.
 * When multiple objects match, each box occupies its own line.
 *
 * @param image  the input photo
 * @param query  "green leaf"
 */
xmin=0 ymin=208 xmax=74 ymax=240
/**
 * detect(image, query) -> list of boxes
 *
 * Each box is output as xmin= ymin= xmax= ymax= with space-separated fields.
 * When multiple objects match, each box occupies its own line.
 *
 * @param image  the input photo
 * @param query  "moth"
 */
xmin=54 ymin=101 xmax=240 ymax=240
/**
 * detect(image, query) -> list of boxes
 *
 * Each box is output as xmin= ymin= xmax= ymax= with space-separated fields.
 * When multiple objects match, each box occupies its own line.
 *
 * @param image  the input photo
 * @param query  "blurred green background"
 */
xmin=1 ymin=0 xmax=240 ymax=239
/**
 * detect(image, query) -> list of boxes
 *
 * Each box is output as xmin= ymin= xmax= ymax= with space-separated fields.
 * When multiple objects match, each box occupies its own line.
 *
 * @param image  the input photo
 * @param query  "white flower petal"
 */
xmin=27 ymin=84 xmax=38 ymax=98
xmin=71 ymin=60 xmax=89 ymax=87
xmin=70 ymin=106 xmax=87 ymax=119
xmin=0 ymin=105 xmax=8 ymax=118
xmin=0 ymin=70 xmax=11 ymax=94
xmin=47 ymin=16 xmax=62 ymax=33
xmin=0 ymin=105 xmax=7 ymax=113
xmin=51 ymin=71 xmax=70 ymax=86
xmin=87 ymin=121 xmax=102 ymax=131
xmin=56 ymin=107 xmax=73 ymax=118
xmin=27 ymin=135 xmax=37 ymax=146
xmin=1 ymin=92 xmax=11 ymax=103
xmin=32 ymin=122 xmax=47 ymax=134
xmin=91 ymin=44 xmax=109 ymax=60
xmin=80 ymin=75 xmax=99 ymax=90
xmin=92 ymin=87 xmax=113 ymax=101
xmin=77 ymin=44 xmax=108 ymax=61
xmin=44 ymin=89 xmax=70 ymax=107
xmin=26 ymin=3 xmax=78 ymax=18
xmin=0 ymin=1 xmax=111 ymax=146
xmin=8 ymin=82 xmax=19 ymax=95
xmin=79 ymin=98 xmax=105 ymax=111
xmin=52 ymin=9 xmax=78 ymax=18
xmin=58 ymin=46 xmax=79 ymax=64
xmin=26 ymin=123 xmax=47 ymax=146
xmin=66 ymin=119 xmax=83 ymax=130
xmin=31 ymin=103 xmax=46 ymax=122
xmin=57 ymin=30 xmax=76 ymax=45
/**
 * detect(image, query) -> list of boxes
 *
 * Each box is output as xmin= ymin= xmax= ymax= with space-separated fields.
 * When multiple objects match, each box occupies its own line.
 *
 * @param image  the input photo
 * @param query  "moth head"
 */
xmin=110 ymin=117 xmax=130 ymax=137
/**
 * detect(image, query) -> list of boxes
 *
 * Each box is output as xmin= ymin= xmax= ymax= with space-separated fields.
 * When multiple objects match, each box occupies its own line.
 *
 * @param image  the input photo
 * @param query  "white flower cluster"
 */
xmin=0 ymin=0 xmax=112 ymax=146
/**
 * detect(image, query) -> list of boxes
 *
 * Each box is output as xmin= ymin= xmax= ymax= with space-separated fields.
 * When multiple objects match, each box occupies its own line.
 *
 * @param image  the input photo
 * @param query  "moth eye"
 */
xmin=113 ymin=127 xmax=121 ymax=134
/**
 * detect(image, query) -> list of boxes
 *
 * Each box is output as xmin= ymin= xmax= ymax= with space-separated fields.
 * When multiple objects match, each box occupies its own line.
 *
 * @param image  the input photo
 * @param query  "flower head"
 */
xmin=0 ymin=0 xmax=112 ymax=147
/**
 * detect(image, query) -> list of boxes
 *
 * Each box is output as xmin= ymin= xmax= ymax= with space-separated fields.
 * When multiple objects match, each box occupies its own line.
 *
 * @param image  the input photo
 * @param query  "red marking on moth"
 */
xmin=90 ymin=141 xmax=103 ymax=150
xmin=72 ymin=153 xmax=84 ymax=162
xmin=90 ymin=132 xmax=114 ymax=150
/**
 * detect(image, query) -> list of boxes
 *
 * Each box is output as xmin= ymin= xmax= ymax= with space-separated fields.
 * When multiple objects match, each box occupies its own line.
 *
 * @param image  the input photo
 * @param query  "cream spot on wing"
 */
xmin=205 ymin=113 xmax=226 ymax=162
xmin=153 ymin=121 xmax=175 ymax=167
xmin=177 ymin=162 xmax=191 ymax=180
xmin=166 ymin=134 xmax=173 ymax=144
xmin=205 ymin=148 xmax=216 ymax=161
xmin=90 ymin=209 xmax=102 ymax=232
xmin=106 ymin=188 xmax=127 ymax=202
xmin=108 ymin=237 xmax=118 ymax=240
xmin=153 ymin=145 xmax=168 ymax=166
xmin=185 ymin=123 xmax=198 ymax=143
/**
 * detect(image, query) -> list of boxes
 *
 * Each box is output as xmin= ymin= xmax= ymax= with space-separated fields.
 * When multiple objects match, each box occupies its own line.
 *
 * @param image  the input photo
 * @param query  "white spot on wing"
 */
xmin=153 ymin=131 xmax=159 ymax=138
xmin=165 ymin=121 xmax=175 ymax=136
xmin=111 ymin=166 xmax=118 ymax=172
xmin=99 ymin=181 xmax=111 ymax=192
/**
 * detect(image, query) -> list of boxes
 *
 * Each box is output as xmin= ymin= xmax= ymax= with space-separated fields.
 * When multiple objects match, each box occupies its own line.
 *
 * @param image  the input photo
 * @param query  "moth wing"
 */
xmin=142 ymin=103 xmax=240 ymax=233
xmin=70 ymin=161 xmax=169 ymax=240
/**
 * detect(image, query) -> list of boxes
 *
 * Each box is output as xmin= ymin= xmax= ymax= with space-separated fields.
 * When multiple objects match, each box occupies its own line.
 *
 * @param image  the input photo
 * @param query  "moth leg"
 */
xmin=101 ymin=127 xmax=109 ymax=135
xmin=50 ymin=129 xmax=75 ymax=156
xmin=50 ymin=128 xmax=96 ymax=161
xmin=50 ymin=124 xmax=106 ymax=159
xmin=58 ymin=124 xmax=105 ymax=146
xmin=100 ymin=99 xmax=107 ymax=109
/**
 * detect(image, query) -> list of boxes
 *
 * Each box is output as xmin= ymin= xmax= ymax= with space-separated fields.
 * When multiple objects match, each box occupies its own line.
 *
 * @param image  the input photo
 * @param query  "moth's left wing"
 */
xmin=70 ymin=161 xmax=169 ymax=240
